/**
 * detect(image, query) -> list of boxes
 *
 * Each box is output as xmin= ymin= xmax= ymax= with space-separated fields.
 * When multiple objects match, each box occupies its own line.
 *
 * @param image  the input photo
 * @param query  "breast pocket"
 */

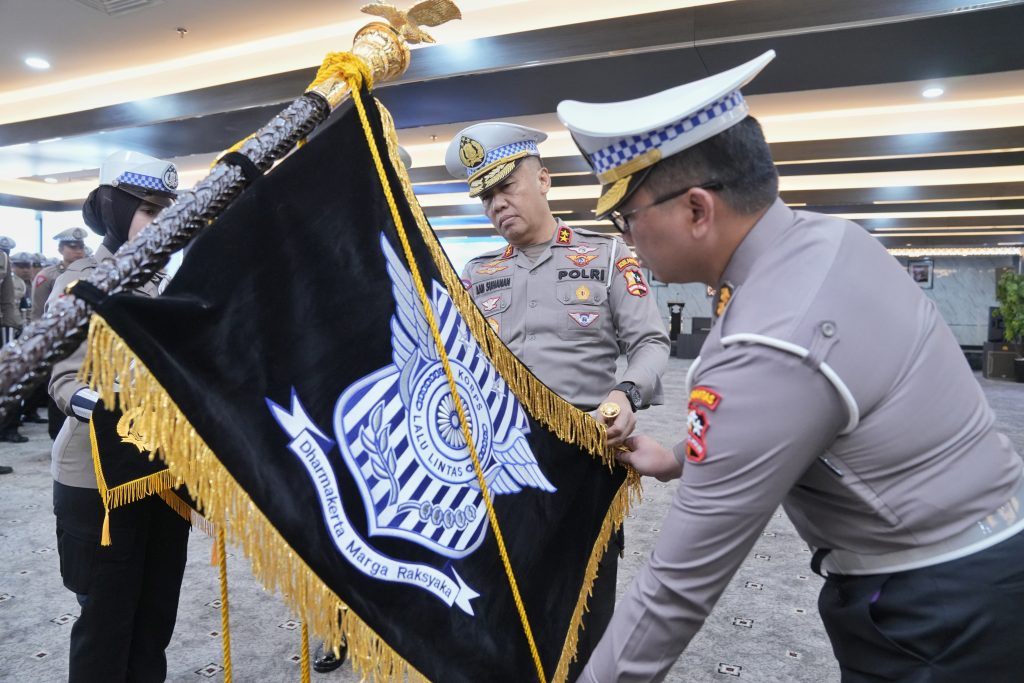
xmin=554 ymin=282 xmax=607 ymax=340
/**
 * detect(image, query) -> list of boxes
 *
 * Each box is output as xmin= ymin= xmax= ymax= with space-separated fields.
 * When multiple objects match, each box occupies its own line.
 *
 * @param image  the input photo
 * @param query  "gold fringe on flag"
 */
xmin=78 ymin=49 xmax=643 ymax=683
xmin=81 ymin=315 xmax=428 ymax=683
xmin=88 ymin=418 xmax=178 ymax=546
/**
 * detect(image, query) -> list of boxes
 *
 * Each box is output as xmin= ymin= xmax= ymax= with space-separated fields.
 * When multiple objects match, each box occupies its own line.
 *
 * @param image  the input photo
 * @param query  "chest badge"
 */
xmin=481 ymin=296 xmax=501 ymax=313
xmin=569 ymin=311 xmax=600 ymax=327
xmin=566 ymin=253 xmax=598 ymax=267
xmin=476 ymin=260 xmax=509 ymax=276
xmin=575 ymin=285 xmax=590 ymax=301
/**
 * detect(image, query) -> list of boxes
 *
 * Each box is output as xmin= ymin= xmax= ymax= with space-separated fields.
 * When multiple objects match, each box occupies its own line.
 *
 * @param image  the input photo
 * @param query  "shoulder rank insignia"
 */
xmin=714 ymin=282 xmax=734 ymax=318
xmin=556 ymin=226 xmax=573 ymax=245
xmin=501 ymin=244 xmax=514 ymax=259
xmin=686 ymin=386 xmax=721 ymax=463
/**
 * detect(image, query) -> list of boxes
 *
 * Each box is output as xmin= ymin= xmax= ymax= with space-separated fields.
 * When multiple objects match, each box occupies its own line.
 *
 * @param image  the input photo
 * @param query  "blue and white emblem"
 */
xmin=267 ymin=233 xmax=554 ymax=614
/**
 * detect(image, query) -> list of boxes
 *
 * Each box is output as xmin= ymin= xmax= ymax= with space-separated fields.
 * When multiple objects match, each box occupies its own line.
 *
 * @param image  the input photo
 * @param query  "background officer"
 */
xmin=48 ymin=150 xmax=189 ymax=682
xmin=558 ymin=51 xmax=1024 ymax=682
xmin=0 ymin=236 xmax=28 ymax=445
xmin=32 ymin=227 xmax=88 ymax=321
xmin=446 ymin=122 xmax=670 ymax=675
xmin=33 ymin=228 xmax=90 ymax=438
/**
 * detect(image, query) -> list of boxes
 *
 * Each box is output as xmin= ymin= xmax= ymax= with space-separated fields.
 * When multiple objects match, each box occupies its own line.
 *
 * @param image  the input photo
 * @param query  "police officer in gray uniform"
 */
xmin=446 ymin=122 xmax=670 ymax=674
xmin=32 ymin=227 xmax=88 ymax=321
xmin=559 ymin=51 xmax=1024 ymax=682
xmin=48 ymin=150 xmax=188 ymax=683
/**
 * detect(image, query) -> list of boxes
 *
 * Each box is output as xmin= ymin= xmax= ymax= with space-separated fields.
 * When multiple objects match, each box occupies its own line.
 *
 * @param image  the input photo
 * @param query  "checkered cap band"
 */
xmin=117 ymin=171 xmax=173 ymax=195
xmin=467 ymin=140 xmax=539 ymax=178
xmin=590 ymin=91 xmax=745 ymax=176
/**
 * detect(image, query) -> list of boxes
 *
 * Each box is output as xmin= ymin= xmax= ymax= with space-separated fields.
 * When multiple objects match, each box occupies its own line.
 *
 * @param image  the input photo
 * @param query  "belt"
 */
xmin=822 ymin=475 xmax=1024 ymax=576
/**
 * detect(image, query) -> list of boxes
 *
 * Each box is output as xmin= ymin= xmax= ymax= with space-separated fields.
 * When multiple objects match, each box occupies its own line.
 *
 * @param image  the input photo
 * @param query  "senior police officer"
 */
xmin=48 ymin=150 xmax=189 ymax=682
xmin=557 ymin=50 xmax=1024 ymax=682
xmin=32 ymin=227 xmax=88 ymax=321
xmin=446 ymin=123 xmax=670 ymax=673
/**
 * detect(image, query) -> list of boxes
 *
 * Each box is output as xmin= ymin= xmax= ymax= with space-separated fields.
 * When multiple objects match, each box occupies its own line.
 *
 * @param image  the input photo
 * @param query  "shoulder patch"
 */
xmin=33 ymin=273 xmax=48 ymax=287
xmin=615 ymin=256 xmax=640 ymax=272
xmin=622 ymin=268 xmax=648 ymax=297
xmin=686 ymin=386 xmax=721 ymax=463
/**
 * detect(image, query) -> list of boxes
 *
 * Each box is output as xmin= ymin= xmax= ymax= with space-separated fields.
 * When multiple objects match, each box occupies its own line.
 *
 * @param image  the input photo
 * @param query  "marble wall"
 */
xmin=649 ymin=279 xmax=713 ymax=333
xmin=899 ymin=256 xmax=1018 ymax=347
xmin=645 ymin=256 xmax=1020 ymax=347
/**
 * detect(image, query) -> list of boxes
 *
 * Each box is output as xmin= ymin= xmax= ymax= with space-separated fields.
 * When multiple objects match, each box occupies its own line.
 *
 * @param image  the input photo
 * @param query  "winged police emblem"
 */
xmin=267 ymin=233 xmax=553 ymax=613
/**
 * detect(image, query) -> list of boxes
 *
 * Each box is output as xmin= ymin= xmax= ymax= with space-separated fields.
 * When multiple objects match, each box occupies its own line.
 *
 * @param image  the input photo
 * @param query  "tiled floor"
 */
xmin=1 ymin=358 xmax=1021 ymax=682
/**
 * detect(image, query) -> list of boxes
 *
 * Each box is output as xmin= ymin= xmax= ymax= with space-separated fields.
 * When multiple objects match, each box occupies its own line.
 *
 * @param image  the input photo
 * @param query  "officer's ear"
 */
xmin=536 ymin=163 xmax=551 ymax=195
xmin=684 ymin=187 xmax=716 ymax=241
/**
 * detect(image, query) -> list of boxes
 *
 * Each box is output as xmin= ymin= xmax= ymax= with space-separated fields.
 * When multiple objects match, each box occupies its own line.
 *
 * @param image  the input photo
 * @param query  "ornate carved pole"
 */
xmin=0 ymin=21 xmax=415 ymax=417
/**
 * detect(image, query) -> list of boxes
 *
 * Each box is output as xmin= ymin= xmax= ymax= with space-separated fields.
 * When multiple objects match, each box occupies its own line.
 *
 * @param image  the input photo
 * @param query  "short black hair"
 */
xmin=642 ymin=116 xmax=778 ymax=215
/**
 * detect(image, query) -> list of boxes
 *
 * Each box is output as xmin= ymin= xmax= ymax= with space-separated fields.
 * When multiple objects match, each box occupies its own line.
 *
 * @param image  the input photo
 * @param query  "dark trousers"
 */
xmin=568 ymin=527 xmax=623 ymax=680
xmin=53 ymin=481 xmax=190 ymax=683
xmin=818 ymin=529 xmax=1024 ymax=682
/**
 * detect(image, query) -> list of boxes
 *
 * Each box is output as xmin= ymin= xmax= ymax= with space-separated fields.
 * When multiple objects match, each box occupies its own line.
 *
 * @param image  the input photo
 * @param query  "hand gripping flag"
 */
xmin=79 ymin=87 xmax=637 ymax=683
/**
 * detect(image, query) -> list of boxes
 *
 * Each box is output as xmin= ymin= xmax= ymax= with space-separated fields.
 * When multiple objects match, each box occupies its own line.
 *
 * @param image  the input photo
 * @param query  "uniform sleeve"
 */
xmin=607 ymin=240 xmax=669 ymax=404
xmin=0 ymin=255 xmax=18 ymax=327
xmin=31 ymin=273 xmax=49 ymax=321
xmin=49 ymin=340 xmax=94 ymax=420
xmin=581 ymin=344 xmax=847 ymax=683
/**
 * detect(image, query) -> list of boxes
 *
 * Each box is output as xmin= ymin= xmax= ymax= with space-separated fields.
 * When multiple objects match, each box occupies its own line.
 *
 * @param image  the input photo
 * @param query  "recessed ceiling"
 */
xmin=2 ymin=0 xmax=1023 ymax=250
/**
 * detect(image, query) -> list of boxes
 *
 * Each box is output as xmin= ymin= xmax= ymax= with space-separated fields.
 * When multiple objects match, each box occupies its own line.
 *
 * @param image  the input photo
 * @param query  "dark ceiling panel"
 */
xmin=777 ymin=150 xmax=1024 ymax=176
xmin=771 ymin=127 xmax=1024 ymax=163
xmin=697 ymin=3 xmax=1024 ymax=94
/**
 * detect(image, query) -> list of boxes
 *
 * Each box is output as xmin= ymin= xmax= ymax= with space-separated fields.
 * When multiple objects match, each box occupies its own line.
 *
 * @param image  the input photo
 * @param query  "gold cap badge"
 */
xmin=459 ymin=136 xmax=485 ymax=168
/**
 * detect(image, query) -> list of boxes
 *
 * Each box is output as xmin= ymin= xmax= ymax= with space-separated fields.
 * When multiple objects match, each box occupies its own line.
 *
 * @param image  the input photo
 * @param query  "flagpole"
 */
xmin=0 ymin=21 xmax=411 ymax=418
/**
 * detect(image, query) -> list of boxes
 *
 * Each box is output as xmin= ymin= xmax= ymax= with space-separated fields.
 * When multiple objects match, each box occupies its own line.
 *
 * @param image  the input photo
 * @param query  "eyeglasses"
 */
xmin=608 ymin=181 xmax=723 ymax=233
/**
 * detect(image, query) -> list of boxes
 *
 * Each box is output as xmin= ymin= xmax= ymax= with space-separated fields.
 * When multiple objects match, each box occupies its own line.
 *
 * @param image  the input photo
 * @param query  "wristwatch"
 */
xmin=613 ymin=381 xmax=642 ymax=413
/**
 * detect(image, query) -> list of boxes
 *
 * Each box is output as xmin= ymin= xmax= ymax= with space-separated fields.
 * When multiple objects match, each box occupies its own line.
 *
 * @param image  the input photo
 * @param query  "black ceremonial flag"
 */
xmin=83 ymin=88 xmax=633 ymax=683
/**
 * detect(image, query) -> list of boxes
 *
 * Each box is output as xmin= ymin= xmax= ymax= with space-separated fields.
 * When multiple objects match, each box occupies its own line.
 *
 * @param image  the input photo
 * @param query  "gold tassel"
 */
xmin=100 ymin=508 xmax=112 ymax=547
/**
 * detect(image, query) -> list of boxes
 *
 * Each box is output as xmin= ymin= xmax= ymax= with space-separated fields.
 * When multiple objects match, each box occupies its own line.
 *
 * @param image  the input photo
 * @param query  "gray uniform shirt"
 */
xmin=31 ymin=262 xmax=64 ymax=321
xmin=48 ymin=245 xmax=164 ymax=489
xmin=0 ymin=252 xmax=18 ymax=328
xmin=461 ymin=221 xmax=669 ymax=408
xmin=583 ymin=199 xmax=1024 ymax=682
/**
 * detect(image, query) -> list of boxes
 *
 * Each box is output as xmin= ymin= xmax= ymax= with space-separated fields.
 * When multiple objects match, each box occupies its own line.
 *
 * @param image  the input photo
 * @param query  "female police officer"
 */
xmin=48 ymin=150 xmax=190 ymax=682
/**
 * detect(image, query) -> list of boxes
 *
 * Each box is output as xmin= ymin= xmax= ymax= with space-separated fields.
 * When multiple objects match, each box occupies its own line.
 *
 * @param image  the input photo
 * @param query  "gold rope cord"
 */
xmin=347 ymin=72 xmax=547 ymax=683
xmin=217 ymin=527 xmax=233 ymax=683
xmin=301 ymin=622 xmax=311 ymax=683
xmin=374 ymin=99 xmax=642 ymax=680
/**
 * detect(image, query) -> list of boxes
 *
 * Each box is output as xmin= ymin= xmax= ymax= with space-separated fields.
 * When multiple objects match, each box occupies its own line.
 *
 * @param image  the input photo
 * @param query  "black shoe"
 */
xmin=0 ymin=465 xmax=12 ymax=475
xmin=313 ymin=639 xmax=347 ymax=673
xmin=0 ymin=432 xmax=28 ymax=443
xmin=22 ymin=413 xmax=47 ymax=424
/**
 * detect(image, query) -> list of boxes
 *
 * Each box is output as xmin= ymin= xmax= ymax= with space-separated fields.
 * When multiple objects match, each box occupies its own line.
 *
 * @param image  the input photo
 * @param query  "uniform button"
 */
xmin=821 ymin=321 xmax=836 ymax=337
xmin=529 ymin=300 xmax=537 ymax=308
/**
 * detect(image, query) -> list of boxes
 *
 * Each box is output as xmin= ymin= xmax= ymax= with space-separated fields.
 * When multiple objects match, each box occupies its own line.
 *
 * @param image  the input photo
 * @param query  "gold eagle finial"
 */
xmin=360 ymin=0 xmax=462 ymax=44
